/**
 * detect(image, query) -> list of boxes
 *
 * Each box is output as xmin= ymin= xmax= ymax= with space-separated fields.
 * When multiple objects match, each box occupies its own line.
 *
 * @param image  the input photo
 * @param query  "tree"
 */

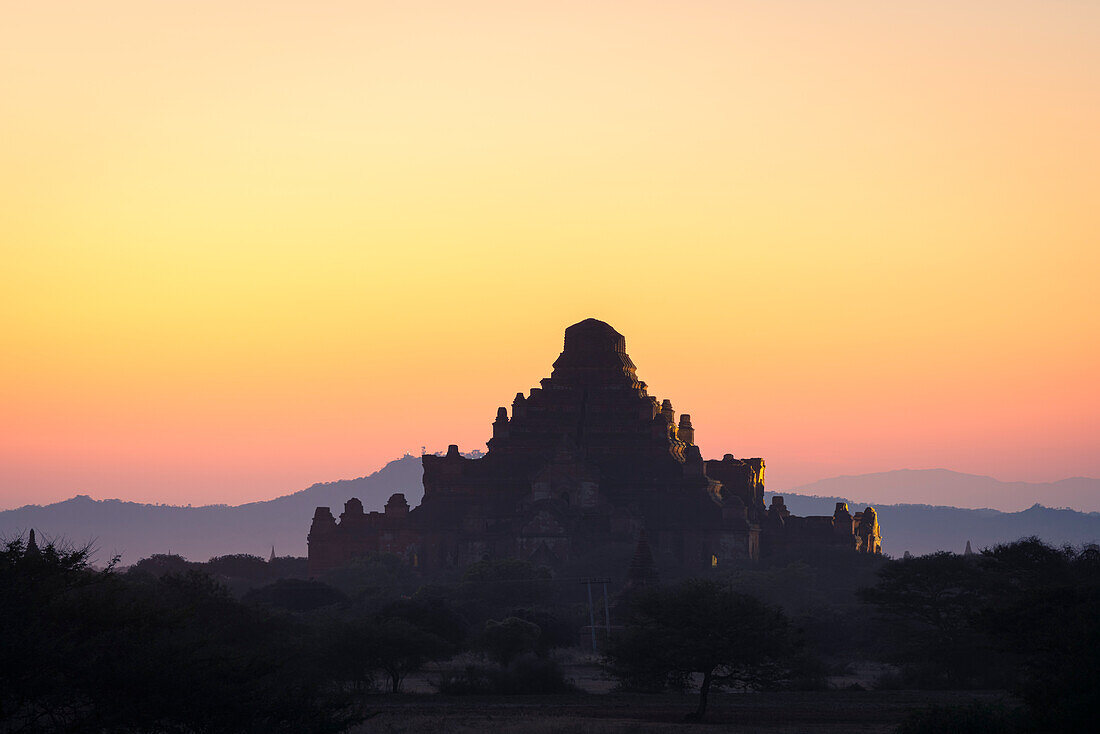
xmin=205 ymin=553 xmax=269 ymax=581
xmin=1 ymin=535 xmax=108 ymax=730
xmin=858 ymin=551 xmax=1004 ymax=688
xmin=505 ymin=607 xmax=577 ymax=656
xmin=976 ymin=539 xmax=1100 ymax=731
xmin=244 ymin=578 xmax=348 ymax=612
xmin=604 ymin=580 xmax=795 ymax=720
xmin=372 ymin=618 xmax=450 ymax=693
xmin=481 ymin=617 xmax=541 ymax=667
xmin=1 ymin=534 xmax=365 ymax=733
xmin=320 ymin=552 xmax=420 ymax=600
xmin=127 ymin=552 xmax=195 ymax=577
xmin=326 ymin=618 xmax=382 ymax=691
xmin=380 ymin=595 xmax=469 ymax=647
xmin=859 ymin=539 xmax=1100 ymax=731
xmin=266 ymin=555 xmax=309 ymax=580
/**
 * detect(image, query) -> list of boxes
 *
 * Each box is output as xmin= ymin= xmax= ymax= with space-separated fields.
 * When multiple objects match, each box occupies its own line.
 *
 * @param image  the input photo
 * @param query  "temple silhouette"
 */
xmin=308 ymin=319 xmax=880 ymax=575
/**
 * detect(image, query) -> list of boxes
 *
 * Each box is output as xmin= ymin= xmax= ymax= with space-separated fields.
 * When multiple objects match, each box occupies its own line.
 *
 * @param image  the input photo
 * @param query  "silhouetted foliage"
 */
xmin=481 ymin=617 xmax=542 ymax=667
xmin=244 ymin=578 xmax=348 ymax=612
xmin=13 ymin=525 xmax=1094 ymax=732
xmin=506 ymin=606 xmax=578 ymax=655
xmin=858 ymin=551 xmax=1000 ymax=688
xmin=380 ymin=595 xmax=468 ymax=647
xmin=311 ymin=597 xmax=462 ymax=695
xmin=205 ymin=553 xmax=270 ymax=580
xmin=894 ymin=701 xmax=1021 ymax=734
xmin=323 ymin=617 xmax=380 ymax=691
xmin=1 ymin=535 xmax=364 ymax=733
xmin=862 ymin=538 xmax=1100 ymax=732
xmin=266 ymin=555 xmax=309 ymax=579
xmin=975 ymin=539 xmax=1100 ymax=732
xmin=714 ymin=545 xmax=888 ymax=668
xmin=435 ymin=655 xmax=577 ymax=695
xmin=604 ymin=579 xmax=796 ymax=720
xmin=124 ymin=552 xmax=311 ymax=600
xmin=320 ymin=552 xmax=420 ymax=602
xmin=371 ymin=618 xmax=451 ymax=693
xmin=126 ymin=552 xmax=195 ymax=578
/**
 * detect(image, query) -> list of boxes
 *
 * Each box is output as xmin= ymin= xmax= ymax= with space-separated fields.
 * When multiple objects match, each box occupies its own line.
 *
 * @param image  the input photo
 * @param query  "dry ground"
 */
xmin=351 ymin=690 xmax=1011 ymax=733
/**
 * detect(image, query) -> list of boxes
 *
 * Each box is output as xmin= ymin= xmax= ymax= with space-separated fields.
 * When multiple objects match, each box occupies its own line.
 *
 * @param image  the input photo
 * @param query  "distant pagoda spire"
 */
xmin=25 ymin=528 xmax=41 ymax=557
xmin=269 ymin=546 xmax=276 ymax=563
xmin=964 ymin=540 xmax=974 ymax=556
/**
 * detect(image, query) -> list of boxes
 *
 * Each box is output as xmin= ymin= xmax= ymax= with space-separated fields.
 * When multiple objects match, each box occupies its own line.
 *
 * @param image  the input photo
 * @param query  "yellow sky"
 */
xmin=2 ymin=1 xmax=1098 ymax=508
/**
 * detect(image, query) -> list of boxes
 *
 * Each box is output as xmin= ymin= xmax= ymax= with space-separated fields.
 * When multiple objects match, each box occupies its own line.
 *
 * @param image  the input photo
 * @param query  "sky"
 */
xmin=2 ymin=1 xmax=1098 ymax=509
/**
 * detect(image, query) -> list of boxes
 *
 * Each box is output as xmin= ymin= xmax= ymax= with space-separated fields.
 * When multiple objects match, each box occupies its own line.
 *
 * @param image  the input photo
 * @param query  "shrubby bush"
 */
xmin=126 ymin=552 xmax=196 ymax=578
xmin=871 ymin=668 xmax=906 ymax=691
xmin=320 ymin=551 xmax=421 ymax=603
xmin=371 ymin=618 xmax=452 ymax=693
xmin=481 ymin=617 xmax=542 ymax=667
xmin=244 ymin=578 xmax=348 ymax=612
xmin=435 ymin=655 xmax=576 ymax=695
xmin=205 ymin=553 xmax=270 ymax=580
xmin=505 ymin=606 xmax=579 ymax=655
xmin=894 ymin=702 xmax=1020 ymax=734
xmin=381 ymin=595 xmax=469 ymax=647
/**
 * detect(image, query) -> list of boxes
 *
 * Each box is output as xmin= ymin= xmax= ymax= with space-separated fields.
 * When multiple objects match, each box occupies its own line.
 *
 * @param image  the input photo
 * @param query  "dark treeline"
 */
xmin=863 ymin=539 xmax=1100 ymax=732
xmin=608 ymin=539 xmax=1098 ymax=731
xmin=1 ymin=538 xmax=585 ymax=733
xmin=3 ymin=534 xmax=1097 ymax=733
xmin=126 ymin=552 xmax=309 ymax=597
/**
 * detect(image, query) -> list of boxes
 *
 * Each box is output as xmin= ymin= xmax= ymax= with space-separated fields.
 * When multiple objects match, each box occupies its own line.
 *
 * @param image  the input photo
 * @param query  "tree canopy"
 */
xmin=861 ymin=538 xmax=1100 ymax=731
xmin=1 ymin=536 xmax=363 ymax=733
xmin=605 ymin=579 xmax=795 ymax=720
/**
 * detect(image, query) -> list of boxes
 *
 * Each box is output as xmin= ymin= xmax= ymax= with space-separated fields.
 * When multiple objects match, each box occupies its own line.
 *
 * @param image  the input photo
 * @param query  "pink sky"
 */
xmin=2 ymin=1 xmax=1098 ymax=509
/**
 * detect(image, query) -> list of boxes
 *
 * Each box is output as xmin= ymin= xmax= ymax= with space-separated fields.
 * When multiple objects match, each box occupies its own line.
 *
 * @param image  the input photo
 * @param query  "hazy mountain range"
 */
xmin=2 ymin=458 xmax=1097 ymax=565
xmin=0 ymin=455 xmax=426 ymax=567
xmin=784 ymin=468 xmax=1100 ymax=513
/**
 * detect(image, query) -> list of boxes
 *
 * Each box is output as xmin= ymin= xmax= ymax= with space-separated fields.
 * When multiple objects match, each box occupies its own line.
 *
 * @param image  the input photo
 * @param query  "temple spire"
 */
xmin=25 ymin=528 xmax=41 ymax=557
xmin=550 ymin=318 xmax=638 ymax=386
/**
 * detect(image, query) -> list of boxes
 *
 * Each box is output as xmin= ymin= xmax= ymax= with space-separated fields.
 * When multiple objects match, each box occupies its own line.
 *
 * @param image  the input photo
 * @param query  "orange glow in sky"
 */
xmin=2 ymin=1 xmax=1098 ymax=508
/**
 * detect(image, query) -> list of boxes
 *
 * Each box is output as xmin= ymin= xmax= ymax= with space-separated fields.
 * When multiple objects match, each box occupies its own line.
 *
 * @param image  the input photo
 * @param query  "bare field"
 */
xmin=353 ymin=690 xmax=1011 ymax=733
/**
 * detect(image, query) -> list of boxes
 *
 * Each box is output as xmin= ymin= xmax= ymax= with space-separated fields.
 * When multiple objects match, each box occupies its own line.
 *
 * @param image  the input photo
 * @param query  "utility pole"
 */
xmin=581 ymin=577 xmax=612 ymax=652
xmin=602 ymin=579 xmax=611 ymax=636
xmin=586 ymin=580 xmax=596 ymax=651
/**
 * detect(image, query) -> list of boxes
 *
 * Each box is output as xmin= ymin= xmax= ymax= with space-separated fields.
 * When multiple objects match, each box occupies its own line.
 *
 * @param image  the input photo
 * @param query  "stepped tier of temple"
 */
xmin=308 ymin=319 xmax=881 ymax=576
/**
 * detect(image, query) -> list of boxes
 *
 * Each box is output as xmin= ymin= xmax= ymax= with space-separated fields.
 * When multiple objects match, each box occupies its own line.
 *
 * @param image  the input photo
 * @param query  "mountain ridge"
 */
xmin=0 ymin=455 xmax=425 ymax=565
xmin=783 ymin=468 xmax=1100 ymax=513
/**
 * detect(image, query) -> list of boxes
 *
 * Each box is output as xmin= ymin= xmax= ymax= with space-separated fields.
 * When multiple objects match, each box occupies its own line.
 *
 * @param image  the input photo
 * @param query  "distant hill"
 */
xmin=784 ymin=468 xmax=1100 ymax=513
xmin=0 ymin=455 xmax=424 ymax=565
xmin=3 ymin=457 xmax=1098 ymax=564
